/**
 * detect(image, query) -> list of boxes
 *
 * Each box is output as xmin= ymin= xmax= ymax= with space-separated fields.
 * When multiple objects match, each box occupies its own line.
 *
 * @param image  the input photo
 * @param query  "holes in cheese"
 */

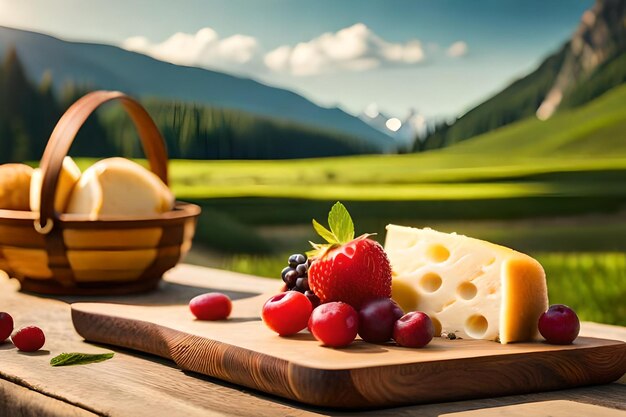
xmin=426 ymin=244 xmax=450 ymax=263
xmin=457 ymin=282 xmax=478 ymax=300
xmin=384 ymin=225 xmax=548 ymax=343
xmin=431 ymin=316 xmax=442 ymax=336
xmin=419 ymin=272 xmax=442 ymax=293
xmin=465 ymin=314 xmax=488 ymax=339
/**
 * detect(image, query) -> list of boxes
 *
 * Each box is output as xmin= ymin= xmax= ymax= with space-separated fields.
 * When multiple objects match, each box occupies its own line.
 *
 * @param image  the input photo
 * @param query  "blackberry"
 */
xmin=281 ymin=253 xmax=319 ymax=301
xmin=304 ymin=291 xmax=320 ymax=309
xmin=284 ymin=270 xmax=299 ymax=287
xmin=281 ymin=266 xmax=294 ymax=280
xmin=295 ymin=277 xmax=309 ymax=292
xmin=295 ymin=263 xmax=308 ymax=276
xmin=288 ymin=253 xmax=307 ymax=268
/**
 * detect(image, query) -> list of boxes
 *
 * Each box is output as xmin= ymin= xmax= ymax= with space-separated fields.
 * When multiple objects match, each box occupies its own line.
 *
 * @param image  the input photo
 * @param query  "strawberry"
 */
xmin=308 ymin=202 xmax=392 ymax=309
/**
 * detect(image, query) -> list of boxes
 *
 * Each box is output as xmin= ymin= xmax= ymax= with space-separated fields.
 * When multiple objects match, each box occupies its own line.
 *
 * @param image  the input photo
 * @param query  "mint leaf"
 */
xmin=327 ymin=202 xmax=354 ymax=244
xmin=312 ymin=218 xmax=338 ymax=244
xmin=50 ymin=352 xmax=114 ymax=367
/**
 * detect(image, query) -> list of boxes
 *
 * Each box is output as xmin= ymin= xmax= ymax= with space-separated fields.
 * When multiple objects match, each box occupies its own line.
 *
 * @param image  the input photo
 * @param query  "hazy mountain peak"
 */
xmin=537 ymin=0 xmax=625 ymax=119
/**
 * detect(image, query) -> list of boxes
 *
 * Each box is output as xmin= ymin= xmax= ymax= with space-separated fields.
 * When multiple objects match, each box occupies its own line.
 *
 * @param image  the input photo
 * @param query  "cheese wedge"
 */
xmin=66 ymin=158 xmax=174 ymax=218
xmin=30 ymin=157 xmax=81 ymax=213
xmin=384 ymin=225 xmax=548 ymax=344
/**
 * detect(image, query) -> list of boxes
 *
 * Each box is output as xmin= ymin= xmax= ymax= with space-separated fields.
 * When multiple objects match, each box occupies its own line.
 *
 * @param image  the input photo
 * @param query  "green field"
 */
xmin=166 ymin=85 xmax=626 ymax=202
xmin=76 ymin=87 xmax=626 ymax=325
xmin=68 ymin=86 xmax=626 ymax=222
xmin=70 ymin=86 xmax=626 ymax=255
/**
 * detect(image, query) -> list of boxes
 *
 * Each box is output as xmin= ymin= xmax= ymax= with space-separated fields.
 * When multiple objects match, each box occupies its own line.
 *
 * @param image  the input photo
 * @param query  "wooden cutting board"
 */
xmin=71 ymin=291 xmax=626 ymax=409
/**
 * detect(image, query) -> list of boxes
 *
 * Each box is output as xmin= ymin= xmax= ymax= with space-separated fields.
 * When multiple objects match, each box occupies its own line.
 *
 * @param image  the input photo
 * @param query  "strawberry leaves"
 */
xmin=309 ymin=202 xmax=355 ymax=258
xmin=312 ymin=219 xmax=337 ymax=244
xmin=328 ymin=201 xmax=355 ymax=243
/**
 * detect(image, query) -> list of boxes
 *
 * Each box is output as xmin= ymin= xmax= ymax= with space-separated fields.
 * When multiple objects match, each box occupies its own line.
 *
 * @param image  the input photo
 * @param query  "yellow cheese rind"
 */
xmin=500 ymin=257 xmax=548 ymax=343
xmin=66 ymin=158 xmax=174 ymax=218
xmin=384 ymin=224 xmax=548 ymax=343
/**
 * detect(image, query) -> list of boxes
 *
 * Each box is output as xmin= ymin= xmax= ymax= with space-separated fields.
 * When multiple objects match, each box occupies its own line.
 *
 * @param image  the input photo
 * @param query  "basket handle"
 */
xmin=37 ymin=91 xmax=168 ymax=232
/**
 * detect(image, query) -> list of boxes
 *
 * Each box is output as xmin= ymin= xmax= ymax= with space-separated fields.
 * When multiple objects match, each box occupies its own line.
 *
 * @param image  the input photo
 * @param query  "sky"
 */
xmin=0 ymin=0 xmax=592 ymax=119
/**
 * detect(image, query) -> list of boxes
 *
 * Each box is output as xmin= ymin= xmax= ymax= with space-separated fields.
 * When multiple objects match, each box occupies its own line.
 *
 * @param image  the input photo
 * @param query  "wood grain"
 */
xmin=71 ymin=276 xmax=626 ymax=409
xmin=1 ymin=265 xmax=625 ymax=417
xmin=439 ymin=400 xmax=626 ymax=417
xmin=0 ymin=379 xmax=99 ymax=417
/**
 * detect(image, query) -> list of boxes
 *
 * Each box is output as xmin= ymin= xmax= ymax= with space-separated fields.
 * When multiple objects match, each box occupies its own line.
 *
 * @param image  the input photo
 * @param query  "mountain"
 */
xmin=0 ymin=46 xmax=384 ymax=162
xmin=0 ymin=26 xmax=396 ymax=154
xmin=440 ymin=84 xmax=626 ymax=158
xmin=420 ymin=0 xmax=625 ymax=151
xmin=536 ymin=0 xmax=626 ymax=119
xmin=360 ymin=106 xmax=427 ymax=152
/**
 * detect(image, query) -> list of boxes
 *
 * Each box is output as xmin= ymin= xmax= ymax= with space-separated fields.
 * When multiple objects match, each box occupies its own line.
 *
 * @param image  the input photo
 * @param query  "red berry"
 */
xmin=538 ymin=304 xmax=580 ymax=345
xmin=309 ymin=302 xmax=358 ymax=348
xmin=262 ymin=292 xmax=312 ymax=336
xmin=358 ymin=298 xmax=404 ymax=343
xmin=189 ymin=293 xmax=232 ymax=321
xmin=0 ymin=312 xmax=13 ymax=342
xmin=309 ymin=236 xmax=392 ymax=309
xmin=393 ymin=312 xmax=434 ymax=348
xmin=12 ymin=326 xmax=45 ymax=352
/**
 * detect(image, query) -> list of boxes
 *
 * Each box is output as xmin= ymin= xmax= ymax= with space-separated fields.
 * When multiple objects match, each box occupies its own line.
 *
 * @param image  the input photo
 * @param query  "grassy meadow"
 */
xmin=73 ymin=86 xmax=626 ymax=325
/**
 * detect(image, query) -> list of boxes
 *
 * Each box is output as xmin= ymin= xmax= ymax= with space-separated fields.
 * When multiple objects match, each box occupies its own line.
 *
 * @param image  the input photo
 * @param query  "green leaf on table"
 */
xmin=50 ymin=352 xmax=114 ymax=367
xmin=327 ymin=201 xmax=354 ymax=244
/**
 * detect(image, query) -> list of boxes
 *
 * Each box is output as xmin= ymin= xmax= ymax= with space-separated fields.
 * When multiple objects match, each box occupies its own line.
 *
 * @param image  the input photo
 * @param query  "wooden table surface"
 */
xmin=1 ymin=264 xmax=624 ymax=417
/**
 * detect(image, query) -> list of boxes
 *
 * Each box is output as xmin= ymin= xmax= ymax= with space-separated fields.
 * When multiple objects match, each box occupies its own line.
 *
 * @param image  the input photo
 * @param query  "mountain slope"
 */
xmin=559 ymin=50 xmax=626 ymax=109
xmin=420 ymin=0 xmax=625 ymax=150
xmin=439 ymin=84 xmax=626 ymax=158
xmin=0 ymin=26 xmax=396 ymax=153
xmin=537 ymin=0 xmax=625 ymax=119
xmin=420 ymin=44 xmax=568 ymax=150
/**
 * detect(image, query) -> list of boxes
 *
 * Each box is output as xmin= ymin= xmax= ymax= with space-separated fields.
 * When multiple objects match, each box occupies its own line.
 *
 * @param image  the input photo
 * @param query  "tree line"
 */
xmin=0 ymin=47 xmax=379 ymax=163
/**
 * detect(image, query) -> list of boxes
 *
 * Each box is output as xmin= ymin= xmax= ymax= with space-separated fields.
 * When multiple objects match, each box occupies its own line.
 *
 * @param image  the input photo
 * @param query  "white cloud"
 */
xmin=446 ymin=41 xmax=468 ymax=58
xmin=264 ymin=23 xmax=425 ymax=76
xmin=122 ymin=27 xmax=260 ymax=72
xmin=122 ymin=24 xmax=448 ymax=77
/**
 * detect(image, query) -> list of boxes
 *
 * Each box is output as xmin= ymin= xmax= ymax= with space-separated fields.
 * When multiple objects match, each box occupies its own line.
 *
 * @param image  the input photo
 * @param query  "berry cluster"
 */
xmin=281 ymin=253 xmax=320 ymax=308
xmin=262 ymin=293 xmax=435 ymax=349
xmin=263 ymin=203 xmax=581 ymax=350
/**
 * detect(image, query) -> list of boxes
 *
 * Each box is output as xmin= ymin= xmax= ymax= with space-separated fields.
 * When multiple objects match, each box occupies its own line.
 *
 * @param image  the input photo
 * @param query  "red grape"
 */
xmin=262 ymin=292 xmax=312 ymax=336
xmin=358 ymin=298 xmax=404 ymax=343
xmin=12 ymin=326 xmax=45 ymax=352
xmin=309 ymin=302 xmax=358 ymax=348
xmin=393 ymin=311 xmax=434 ymax=348
xmin=538 ymin=304 xmax=580 ymax=345
xmin=189 ymin=293 xmax=232 ymax=321
xmin=0 ymin=312 xmax=13 ymax=342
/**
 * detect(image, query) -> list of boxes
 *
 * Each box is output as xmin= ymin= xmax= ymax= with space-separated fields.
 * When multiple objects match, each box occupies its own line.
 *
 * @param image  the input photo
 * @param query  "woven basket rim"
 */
xmin=0 ymin=201 xmax=200 ymax=226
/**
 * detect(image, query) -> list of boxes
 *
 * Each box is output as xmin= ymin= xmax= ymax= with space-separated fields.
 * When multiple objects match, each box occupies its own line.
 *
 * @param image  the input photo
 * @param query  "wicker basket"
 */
xmin=0 ymin=91 xmax=201 ymax=295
